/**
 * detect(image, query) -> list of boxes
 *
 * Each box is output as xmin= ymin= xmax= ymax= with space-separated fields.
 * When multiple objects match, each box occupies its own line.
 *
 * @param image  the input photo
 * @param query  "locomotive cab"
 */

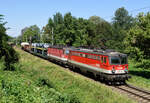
xmin=109 ymin=53 xmax=128 ymax=74
xmin=104 ymin=52 xmax=130 ymax=81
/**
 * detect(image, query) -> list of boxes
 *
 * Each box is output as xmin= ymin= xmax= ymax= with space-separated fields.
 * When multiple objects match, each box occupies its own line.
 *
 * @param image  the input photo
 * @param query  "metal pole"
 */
xmin=26 ymin=35 xmax=27 ymax=42
xmin=16 ymin=37 xmax=17 ymax=45
xmin=52 ymin=27 xmax=54 ymax=46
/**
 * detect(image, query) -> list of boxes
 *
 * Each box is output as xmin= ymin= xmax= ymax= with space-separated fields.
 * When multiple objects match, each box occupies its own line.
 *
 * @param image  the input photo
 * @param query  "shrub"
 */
xmin=37 ymin=76 xmax=54 ymax=88
xmin=0 ymin=74 xmax=81 ymax=103
xmin=0 ymin=15 xmax=19 ymax=71
xmin=135 ymin=59 xmax=150 ymax=69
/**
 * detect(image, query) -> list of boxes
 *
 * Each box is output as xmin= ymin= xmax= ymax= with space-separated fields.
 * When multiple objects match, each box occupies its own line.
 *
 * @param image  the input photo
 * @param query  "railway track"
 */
xmin=65 ymin=65 xmax=150 ymax=103
xmin=110 ymin=84 xmax=150 ymax=103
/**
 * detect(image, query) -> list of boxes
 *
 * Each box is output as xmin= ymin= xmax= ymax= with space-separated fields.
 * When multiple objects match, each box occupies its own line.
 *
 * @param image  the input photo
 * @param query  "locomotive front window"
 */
xmin=110 ymin=56 xmax=127 ymax=65
xmin=121 ymin=57 xmax=127 ymax=64
xmin=110 ymin=57 xmax=120 ymax=65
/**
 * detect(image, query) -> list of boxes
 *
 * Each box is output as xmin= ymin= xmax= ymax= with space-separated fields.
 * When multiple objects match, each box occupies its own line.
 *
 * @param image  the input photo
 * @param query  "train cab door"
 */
xmin=67 ymin=50 xmax=71 ymax=62
xmin=100 ymin=56 xmax=108 ymax=70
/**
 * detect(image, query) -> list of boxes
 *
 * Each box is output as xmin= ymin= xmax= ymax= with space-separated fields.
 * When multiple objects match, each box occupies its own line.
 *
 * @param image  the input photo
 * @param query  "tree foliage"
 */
xmin=89 ymin=16 xmax=105 ymax=25
xmin=88 ymin=16 xmax=113 ymax=49
xmin=111 ymin=7 xmax=134 ymax=51
xmin=0 ymin=15 xmax=19 ymax=70
xmin=125 ymin=13 xmax=150 ymax=68
xmin=42 ymin=12 xmax=91 ymax=47
xmin=21 ymin=25 xmax=40 ymax=43
xmin=113 ymin=7 xmax=134 ymax=30
xmin=42 ymin=10 xmax=134 ymax=49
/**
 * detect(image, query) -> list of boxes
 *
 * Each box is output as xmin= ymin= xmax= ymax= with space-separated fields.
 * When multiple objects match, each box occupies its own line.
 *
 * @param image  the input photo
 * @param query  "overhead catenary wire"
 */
xmin=102 ymin=6 xmax=150 ymax=20
xmin=130 ymin=6 xmax=150 ymax=13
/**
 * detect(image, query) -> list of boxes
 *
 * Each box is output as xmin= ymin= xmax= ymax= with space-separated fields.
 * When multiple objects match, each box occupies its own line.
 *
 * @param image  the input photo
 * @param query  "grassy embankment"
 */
xmin=127 ymin=61 xmax=150 ymax=90
xmin=0 ymin=48 xmax=135 ymax=103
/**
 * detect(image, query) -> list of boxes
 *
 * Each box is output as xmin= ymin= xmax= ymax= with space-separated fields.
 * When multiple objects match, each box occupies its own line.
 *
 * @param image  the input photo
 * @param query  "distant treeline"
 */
xmin=16 ymin=7 xmax=150 ymax=69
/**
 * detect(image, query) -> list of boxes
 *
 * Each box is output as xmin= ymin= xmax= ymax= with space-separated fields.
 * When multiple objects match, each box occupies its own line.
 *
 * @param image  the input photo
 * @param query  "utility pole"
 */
xmin=16 ymin=37 xmax=18 ymax=45
xmin=52 ymin=27 xmax=54 ymax=46
xmin=26 ymin=35 xmax=27 ymax=42
xmin=30 ymin=36 xmax=32 ymax=44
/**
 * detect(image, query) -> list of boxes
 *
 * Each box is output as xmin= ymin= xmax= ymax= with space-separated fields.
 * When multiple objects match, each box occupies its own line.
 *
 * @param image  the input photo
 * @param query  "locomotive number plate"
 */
xmin=96 ymin=64 xmax=100 ymax=67
xmin=117 ymin=67 xmax=123 ymax=69
xmin=116 ymin=70 xmax=124 ymax=73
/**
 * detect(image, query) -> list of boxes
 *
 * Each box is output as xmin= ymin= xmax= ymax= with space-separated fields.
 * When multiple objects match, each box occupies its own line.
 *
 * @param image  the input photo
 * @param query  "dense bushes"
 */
xmin=125 ymin=13 xmax=150 ymax=69
xmin=0 ymin=71 xmax=80 ymax=103
xmin=0 ymin=15 xmax=19 ymax=70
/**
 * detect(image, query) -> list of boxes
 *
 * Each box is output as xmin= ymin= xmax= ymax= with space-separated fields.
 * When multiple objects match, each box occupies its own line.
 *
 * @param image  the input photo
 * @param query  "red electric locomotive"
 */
xmin=68 ymin=48 xmax=130 ymax=82
xmin=47 ymin=46 xmax=70 ymax=64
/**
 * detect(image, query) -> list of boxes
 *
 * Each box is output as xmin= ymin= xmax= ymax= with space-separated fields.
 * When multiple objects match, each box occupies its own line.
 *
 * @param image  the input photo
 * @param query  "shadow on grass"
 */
xmin=130 ymin=70 xmax=150 ymax=79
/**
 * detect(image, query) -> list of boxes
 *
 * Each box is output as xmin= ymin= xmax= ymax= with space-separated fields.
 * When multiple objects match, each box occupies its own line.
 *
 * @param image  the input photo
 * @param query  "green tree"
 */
xmin=53 ymin=13 xmax=65 ymax=45
xmin=41 ymin=25 xmax=51 ymax=43
xmin=53 ymin=12 xmax=63 ymax=26
xmin=61 ymin=12 xmax=75 ymax=46
xmin=72 ymin=18 xmax=89 ymax=47
xmin=89 ymin=16 xmax=105 ymax=25
xmin=111 ymin=7 xmax=134 ymax=51
xmin=22 ymin=25 xmax=41 ymax=43
xmin=42 ymin=19 xmax=53 ymax=43
xmin=43 ymin=12 xmax=114 ymax=48
xmin=0 ymin=15 xmax=18 ymax=70
xmin=113 ymin=7 xmax=134 ymax=30
xmin=88 ymin=16 xmax=113 ymax=49
xmin=62 ymin=13 xmax=89 ymax=46
xmin=125 ymin=12 xmax=150 ymax=69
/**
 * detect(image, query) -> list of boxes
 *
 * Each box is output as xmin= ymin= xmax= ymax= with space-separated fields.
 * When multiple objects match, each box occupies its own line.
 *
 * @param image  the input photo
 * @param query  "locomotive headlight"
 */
xmin=112 ymin=67 xmax=116 ymax=74
xmin=124 ymin=68 xmax=128 ymax=73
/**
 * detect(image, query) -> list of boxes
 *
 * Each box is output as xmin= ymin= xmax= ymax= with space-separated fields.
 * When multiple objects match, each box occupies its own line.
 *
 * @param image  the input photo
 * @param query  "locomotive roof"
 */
xmin=48 ymin=45 xmax=73 ymax=49
xmin=71 ymin=48 xmax=127 ymax=57
xmin=41 ymin=44 xmax=127 ymax=57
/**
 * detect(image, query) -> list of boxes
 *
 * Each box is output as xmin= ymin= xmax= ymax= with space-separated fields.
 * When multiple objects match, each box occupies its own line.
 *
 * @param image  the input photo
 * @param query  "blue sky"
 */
xmin=1 ymin=0 xmax=150 ymax=37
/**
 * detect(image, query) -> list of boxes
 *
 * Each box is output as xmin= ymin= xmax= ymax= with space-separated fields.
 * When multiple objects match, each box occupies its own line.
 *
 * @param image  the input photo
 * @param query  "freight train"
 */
xmin=21 ymin=42 xmax=130 ymax=83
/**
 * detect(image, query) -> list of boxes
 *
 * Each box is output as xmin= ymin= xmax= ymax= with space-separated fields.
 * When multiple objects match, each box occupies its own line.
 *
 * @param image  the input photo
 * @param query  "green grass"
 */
xmin=127 ymin=61 xmax=150 ymax=90
xmin=0 ymin=48 xmax=136 ymax=103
